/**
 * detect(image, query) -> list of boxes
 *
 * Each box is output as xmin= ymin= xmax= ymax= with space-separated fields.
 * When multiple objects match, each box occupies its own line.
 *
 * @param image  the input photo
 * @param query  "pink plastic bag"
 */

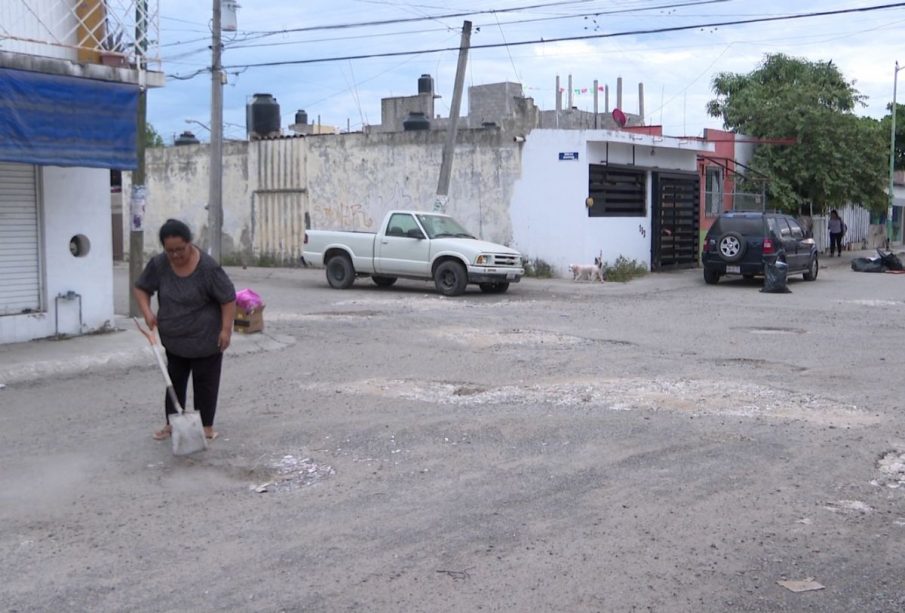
xmin=236 ymin=288 xmax=264 ymax=312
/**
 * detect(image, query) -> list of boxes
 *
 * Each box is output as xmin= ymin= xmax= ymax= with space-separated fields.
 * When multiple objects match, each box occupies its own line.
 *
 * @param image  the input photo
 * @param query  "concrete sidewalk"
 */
xmin=0 ymin=315 xmax=295 ymax=386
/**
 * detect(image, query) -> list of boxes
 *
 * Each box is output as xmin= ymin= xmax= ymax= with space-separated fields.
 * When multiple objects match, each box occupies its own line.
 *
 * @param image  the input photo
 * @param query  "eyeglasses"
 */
xmin=165 ymin=244 xmax=189 ymax=256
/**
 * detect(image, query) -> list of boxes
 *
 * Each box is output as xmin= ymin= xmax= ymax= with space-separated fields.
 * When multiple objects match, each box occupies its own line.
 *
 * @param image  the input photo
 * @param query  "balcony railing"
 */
xmin=0 ymin=0 xmax=160 ymax=70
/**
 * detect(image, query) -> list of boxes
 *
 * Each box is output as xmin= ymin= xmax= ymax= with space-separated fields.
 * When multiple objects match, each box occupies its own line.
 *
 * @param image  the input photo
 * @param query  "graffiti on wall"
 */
xmin=312 ymin=202 xmax=375 ymax=230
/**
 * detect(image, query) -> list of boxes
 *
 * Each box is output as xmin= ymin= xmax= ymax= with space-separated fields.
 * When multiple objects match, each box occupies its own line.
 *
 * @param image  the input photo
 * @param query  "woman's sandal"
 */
xmin=153 ymin=426 xmax=172 ymax=440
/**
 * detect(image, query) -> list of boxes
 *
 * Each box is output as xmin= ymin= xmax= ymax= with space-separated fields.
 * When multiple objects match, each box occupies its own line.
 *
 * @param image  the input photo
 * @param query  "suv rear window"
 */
xmin=711 ymin=216 xmax=765 ymax=236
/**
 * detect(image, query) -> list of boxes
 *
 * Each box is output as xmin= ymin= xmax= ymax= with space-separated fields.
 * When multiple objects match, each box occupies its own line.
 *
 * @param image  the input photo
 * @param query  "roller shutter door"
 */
xmin=0 ymin=162 xmax=41 ymax=315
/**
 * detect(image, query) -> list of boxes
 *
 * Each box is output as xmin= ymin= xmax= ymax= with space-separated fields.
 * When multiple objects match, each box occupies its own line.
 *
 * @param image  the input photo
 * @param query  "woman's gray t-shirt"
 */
xmin=136 ymin=250 xmax=236 ymax=358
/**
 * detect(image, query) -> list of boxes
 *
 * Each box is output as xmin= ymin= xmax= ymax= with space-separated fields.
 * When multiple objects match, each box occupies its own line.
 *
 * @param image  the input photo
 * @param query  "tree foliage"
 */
xmin=708 ymin=53 xmax=887 ymax=213
xmin=880 ymin=102 xmax=905 ymax=171
xmin=144 ymin=122 xmax=164 ymax=148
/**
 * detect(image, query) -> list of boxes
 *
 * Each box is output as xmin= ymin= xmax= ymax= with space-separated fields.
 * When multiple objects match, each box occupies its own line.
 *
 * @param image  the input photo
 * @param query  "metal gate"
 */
xmin=651 ymin=172 xmax=699 ymax=270
xmin=0 ymin=162 xmax=41 ymax=314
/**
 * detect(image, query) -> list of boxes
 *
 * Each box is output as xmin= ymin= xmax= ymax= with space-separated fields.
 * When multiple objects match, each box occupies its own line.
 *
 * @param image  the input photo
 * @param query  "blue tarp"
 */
xmin=0 ymin=67 xmax=138 ymax=169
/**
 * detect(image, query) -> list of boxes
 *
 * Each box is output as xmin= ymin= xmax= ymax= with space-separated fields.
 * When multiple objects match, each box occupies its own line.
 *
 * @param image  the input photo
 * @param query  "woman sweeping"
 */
xmin=134 ymin=219 xmax=236 ymax=441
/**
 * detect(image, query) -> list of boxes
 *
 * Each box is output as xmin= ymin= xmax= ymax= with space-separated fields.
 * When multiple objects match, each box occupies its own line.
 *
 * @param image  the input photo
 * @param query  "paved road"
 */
xmin=2 ymin=257 xmax=904 ymax=611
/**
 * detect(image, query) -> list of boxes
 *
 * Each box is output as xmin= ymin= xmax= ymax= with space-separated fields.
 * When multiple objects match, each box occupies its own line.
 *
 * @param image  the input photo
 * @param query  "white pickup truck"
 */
xmin=302 ymin=210 xmax=524 ymax=296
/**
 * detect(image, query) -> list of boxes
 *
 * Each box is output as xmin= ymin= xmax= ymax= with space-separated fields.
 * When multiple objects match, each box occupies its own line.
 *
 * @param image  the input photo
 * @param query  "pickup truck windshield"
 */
xmin=415 ymin=214 xmax=475 ymax=239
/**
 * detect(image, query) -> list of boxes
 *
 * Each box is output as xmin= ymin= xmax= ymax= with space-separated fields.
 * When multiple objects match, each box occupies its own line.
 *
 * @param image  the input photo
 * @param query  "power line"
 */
xmin=223 ymin=1 xmax=708 ymax=52
xmin=222 ymin=2 xmax=905 ymax=71
xmin=234 ymin=0 xmax=728 ymax=44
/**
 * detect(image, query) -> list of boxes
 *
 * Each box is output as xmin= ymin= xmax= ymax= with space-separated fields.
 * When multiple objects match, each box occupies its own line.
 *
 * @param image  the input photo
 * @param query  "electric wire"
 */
xmin=219 ymin=3 xmax=905 ymax=71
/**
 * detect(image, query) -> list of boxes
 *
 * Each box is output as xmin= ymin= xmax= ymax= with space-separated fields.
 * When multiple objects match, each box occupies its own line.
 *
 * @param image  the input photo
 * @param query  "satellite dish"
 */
xmin=612 ymin=108 xmax=627 ymax=128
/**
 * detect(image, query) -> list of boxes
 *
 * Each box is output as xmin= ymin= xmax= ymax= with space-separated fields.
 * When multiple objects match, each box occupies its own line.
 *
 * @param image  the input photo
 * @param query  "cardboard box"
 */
xmin=234 ymin=305 xmax=265 ymax=334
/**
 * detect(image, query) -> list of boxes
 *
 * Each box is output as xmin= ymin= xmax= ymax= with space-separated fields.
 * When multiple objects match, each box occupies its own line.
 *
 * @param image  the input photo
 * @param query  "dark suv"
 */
xmin=701 ymin=212 xmax=819 ymax=285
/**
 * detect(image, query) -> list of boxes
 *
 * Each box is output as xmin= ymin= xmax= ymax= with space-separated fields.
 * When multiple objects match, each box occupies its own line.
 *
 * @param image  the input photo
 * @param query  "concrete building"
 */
xmin=0 ymin=0 xmax=163 ymax=344
xmin=127 ymin=78 xmax=710 ymax=276
xmin=511 ymin=129 xmax=711 ymax=274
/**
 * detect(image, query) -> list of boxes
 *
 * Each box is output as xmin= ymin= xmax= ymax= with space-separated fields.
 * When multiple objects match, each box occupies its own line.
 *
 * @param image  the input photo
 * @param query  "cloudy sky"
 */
xmin=148 ymin=0 xmax=905 ymax=143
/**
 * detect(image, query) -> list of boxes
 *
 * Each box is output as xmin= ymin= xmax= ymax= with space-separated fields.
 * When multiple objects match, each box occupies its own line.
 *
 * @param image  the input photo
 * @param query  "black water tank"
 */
xmin=403 ymin=111 xmax=430 ymax=131
xmin=295 ymin=109 xmax=308 ymax=125
xmin=247 ymin=93 xmax=281 ymax=139
xmin=174 ymin=131 xmax=200 ymax=146
xmin=417 ymin=74 xmax=433 ymax=95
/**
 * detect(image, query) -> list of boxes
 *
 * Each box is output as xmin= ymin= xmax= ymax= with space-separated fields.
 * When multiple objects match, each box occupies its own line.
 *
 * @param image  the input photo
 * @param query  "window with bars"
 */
xmin=587 ymin=165 xmax=646 ymax=217
xmin=704 ymin=166 xmax=723 ymax=217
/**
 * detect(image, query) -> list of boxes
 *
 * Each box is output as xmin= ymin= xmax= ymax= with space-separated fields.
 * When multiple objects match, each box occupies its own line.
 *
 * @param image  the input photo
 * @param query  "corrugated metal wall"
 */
xmin=252 ymin=139 xmax=307 ymax=263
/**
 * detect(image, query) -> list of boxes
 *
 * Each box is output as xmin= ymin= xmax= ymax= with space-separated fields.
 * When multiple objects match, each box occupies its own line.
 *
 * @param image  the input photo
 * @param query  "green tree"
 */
xmin=880 ymin=102 xmax=905 ymax=171
xmin=708 ymin=53 xmax=888 ymax=213
xmin=144 ymin=122 xmax=164 ymax=148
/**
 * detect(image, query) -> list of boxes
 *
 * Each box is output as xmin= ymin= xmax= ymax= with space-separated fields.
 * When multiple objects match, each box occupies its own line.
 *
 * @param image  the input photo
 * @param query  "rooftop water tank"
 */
xmin=295 ymin=109 xmax=308 ymax=125
xmin=403 ymin=111 xmax=430 ymax=131
xmin=247 ymin=93 xmax=281 ymax=139
xmin=418 ymin=74 xmax=433 ymax=95
xmin=174 ymin=131 xmax=200 ymax=146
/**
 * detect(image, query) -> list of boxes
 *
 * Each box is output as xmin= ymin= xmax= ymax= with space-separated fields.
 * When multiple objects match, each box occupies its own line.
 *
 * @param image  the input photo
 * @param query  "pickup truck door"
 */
xmin=375 ymin=213 xmax=431 ymax=276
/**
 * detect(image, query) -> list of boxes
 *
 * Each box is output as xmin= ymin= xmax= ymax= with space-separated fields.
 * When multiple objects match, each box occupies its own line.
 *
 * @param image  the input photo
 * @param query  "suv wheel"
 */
xmin=718 ymin=231 xmax=747 ymax=262
xmin=703 ymin=269 xmax=720 ymax=285
xmin=803 ymin=256 xmax=818 ymax=281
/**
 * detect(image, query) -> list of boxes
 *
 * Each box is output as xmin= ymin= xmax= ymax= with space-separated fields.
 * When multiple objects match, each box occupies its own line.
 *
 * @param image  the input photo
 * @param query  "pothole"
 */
xmin=434 ymin=328 xmax=591 ymax=349
xmin=309 ymin=310 xmax=384 ymax=318
xmin=733 ymin=326 xmax=807 ymax=335
xmin=715 ymin=358 xmax=807 ymax=372
xmin=250 ymin=454 xmax=335 ymax=493
xmin=300 ymin=377 xmax=876 ymax=426
xmin=824 ymin=500 xmax=873 ymax=514
xmin=871 ymin=450 xmax=905 ymax=489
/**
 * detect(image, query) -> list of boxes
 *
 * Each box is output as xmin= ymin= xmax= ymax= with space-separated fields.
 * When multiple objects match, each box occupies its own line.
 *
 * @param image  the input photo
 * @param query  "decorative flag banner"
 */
xmin=558 ymin=84 xmax=607 ymax=94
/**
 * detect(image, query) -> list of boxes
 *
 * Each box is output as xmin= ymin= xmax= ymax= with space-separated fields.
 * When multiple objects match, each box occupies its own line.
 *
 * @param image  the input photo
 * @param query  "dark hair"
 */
xmin=830 ymin=209 xmax=839 ymax=217
xmin=159 ymin=219 xmax=192 ymax=245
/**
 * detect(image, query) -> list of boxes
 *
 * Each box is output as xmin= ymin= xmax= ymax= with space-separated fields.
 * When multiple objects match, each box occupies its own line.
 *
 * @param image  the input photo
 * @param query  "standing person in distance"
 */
xmin=828 ymin=209 xmax=844 ymax=257
xmin=134 ymin=219 xmax=236 ymax=441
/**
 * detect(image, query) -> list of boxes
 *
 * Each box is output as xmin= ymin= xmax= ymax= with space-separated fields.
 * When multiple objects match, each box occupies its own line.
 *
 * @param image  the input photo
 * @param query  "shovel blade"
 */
xmin=170 ymin=412 xmax=207 ymax=456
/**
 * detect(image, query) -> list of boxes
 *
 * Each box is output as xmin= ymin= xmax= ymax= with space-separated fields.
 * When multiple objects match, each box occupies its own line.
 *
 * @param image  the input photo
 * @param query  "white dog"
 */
xmin=569 ymin=254 xmax=605 ymax=282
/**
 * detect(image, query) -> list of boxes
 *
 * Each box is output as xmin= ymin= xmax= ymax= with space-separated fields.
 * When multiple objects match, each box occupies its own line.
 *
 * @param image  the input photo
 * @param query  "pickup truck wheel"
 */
xmin=325 ymin=254 xmax=355 ymax=289
xmin=479 ymin=282 xmax=509 ymax=294
xmin=434 ymin=261 xmax=468 ymax=296
xmin=371 ymin=275 xmax=397 ymax=287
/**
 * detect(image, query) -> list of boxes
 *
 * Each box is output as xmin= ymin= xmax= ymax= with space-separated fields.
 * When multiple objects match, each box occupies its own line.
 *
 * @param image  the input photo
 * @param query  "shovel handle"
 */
xmin=134 ymin=317 xmax=186 ymax=415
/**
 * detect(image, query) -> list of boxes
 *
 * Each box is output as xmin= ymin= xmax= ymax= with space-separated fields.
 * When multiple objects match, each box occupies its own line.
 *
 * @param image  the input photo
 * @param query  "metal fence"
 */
xmin=0 ymin=0 xmax=160 ymax=69
xmin=810 ymin=205 xmax=872 ymax=253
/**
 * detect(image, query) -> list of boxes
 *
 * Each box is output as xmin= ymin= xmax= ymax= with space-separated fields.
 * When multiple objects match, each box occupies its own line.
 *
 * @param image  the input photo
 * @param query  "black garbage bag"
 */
xmin=878 ymin=249 xmax=904 ymax=271
xmin=851 ymin=257 xmax=886 ymax=273
xmin=851 ymin=249 xmax=903 ymax=273
xmin=761 ymin=254 xmax=791 ymax=293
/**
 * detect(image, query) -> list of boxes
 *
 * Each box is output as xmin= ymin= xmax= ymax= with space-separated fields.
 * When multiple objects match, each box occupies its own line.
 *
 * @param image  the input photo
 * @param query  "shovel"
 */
xmin=134 ymin=318 xmax=207 ymax=456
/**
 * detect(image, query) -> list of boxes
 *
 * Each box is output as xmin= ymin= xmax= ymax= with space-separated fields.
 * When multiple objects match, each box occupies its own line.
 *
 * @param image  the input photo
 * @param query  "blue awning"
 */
xmin=0 ymin=67 xmax=138 ymax=170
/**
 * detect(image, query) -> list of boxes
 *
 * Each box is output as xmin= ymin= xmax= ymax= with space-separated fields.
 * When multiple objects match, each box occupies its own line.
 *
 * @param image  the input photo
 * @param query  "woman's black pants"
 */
xmin=829 ymin=232 xmax=843 ymax=256
xmin=164 ymin=350 xmax=224 ymax=427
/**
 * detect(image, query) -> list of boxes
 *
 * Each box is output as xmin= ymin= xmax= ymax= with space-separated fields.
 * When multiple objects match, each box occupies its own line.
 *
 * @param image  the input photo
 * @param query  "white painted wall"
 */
xmin=0 ymin=167 xmax=113 ymax=344
xmin=510 ymin=129 xmax=708 ymax=275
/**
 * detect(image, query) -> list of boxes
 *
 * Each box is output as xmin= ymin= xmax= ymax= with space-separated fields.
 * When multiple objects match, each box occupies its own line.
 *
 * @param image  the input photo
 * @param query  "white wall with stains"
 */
xmin=128 ymin=129 xmax=523 ymax=262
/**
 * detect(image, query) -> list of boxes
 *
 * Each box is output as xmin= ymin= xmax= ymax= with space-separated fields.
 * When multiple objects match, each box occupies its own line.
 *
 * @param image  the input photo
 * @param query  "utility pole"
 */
xmin=434 ymin=20 xmax=471 ymax=213
xmin=129 ymin=0 xmax=148 ymax=317
xmin=209 ymin=0 xmax=223 ymax=262
xmin=888 ymin=61 xmax=901 ymax=247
